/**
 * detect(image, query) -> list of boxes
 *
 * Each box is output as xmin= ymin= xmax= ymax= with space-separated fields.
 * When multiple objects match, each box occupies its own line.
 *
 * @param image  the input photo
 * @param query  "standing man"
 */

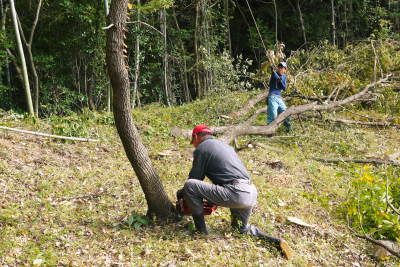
xmin=267 ymin=62 xmax=291 ymax=131
xmin=178 ymin=125 xmax=293 ymax=258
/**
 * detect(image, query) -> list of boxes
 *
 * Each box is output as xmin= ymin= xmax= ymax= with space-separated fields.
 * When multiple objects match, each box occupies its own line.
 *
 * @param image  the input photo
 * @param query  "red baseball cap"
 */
xmin=190 ymin=124 xmax=212 ymax=144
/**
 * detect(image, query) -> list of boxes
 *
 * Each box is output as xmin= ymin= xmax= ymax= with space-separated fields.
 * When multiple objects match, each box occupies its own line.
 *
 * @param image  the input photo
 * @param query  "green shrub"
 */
xmin=340 ymin=165 xmax=400 ymax=241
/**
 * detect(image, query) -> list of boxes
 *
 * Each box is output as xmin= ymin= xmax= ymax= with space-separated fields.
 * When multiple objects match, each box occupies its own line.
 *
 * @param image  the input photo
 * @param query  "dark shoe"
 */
xmin=192 ymin=214 xmax=208 ymax=234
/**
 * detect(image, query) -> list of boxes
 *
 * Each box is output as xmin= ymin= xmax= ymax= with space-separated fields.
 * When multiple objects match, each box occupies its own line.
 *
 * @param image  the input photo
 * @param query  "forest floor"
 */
xmin=0 ymin=91 xmax=399 ymax=266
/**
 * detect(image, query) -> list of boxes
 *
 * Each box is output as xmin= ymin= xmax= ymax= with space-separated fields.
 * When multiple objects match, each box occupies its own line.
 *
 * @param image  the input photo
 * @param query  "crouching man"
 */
xmin=177 ymin=124 xmax=293 ymax=258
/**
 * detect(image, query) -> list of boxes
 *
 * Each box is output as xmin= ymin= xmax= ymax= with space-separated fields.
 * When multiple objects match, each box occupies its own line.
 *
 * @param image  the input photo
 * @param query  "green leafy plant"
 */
xmin=339 ymin=166 xmax=400 ymax=241
xmin=126 ymin=212 xmax=150 ymax=230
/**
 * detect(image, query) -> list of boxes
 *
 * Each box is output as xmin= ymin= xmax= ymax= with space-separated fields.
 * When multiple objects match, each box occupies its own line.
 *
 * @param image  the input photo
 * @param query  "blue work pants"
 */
xmin=267 ymin=95 xmax=291 ymax=130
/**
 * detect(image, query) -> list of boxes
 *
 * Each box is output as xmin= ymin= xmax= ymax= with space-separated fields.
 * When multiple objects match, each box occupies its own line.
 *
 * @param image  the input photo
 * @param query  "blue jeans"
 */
xmin=267 ymin=95 xmax=291 ymax=130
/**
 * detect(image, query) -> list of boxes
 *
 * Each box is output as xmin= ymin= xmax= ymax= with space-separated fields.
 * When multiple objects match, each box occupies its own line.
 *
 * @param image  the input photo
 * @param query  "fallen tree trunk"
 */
xmin=171 ymin=75 xmax=391 ymax=144
xmin=218 ymin=75 xmax=391 ymax=144
xmin=314 ymin=157 xmax=400 ymax=166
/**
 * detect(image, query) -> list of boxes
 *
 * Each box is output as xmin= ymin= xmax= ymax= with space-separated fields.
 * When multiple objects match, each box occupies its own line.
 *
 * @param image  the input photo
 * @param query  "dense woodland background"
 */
xmin=0 ymin=0 xmax=399 ymax=116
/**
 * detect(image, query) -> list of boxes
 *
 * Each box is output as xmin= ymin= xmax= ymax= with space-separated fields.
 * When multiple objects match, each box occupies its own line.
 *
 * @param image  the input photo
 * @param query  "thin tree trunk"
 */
xmin=204 ymin=1 xmax=212 ymax=93
xmin=0 ymin=0 xmax=10 ymax=87
xmin=296 ymin=0 xmax=307 ymax=47
xmin=106 ymin=0 xmax=176 ymax=219
xmin=194 ymin=1 xmax=201 ymax=97
xmin=331 ymin=0 xmax=336 ymax=46
xmin=160 ymin=8 xmax=171 ymax=106
xmin=272 ymin=0 xmax=278 ymax=44
xmin=343 ymin=1 xmax=348 ymax=46
xmin=16 ymin=0 xmax=42 ymax=116
xmin=224 ymin=0 xmax=231 ymax=53
xmin=104 ymin=0 xmax=111 ymax=112
xmin=6 ymin=49 xmax=24 ymax=85
xmin=132 ymin=0 xmax=141 ymax=108
xmin=10 ymin=0 xmax=34 ymax=116
xmin=172 ymin=8 xmax=190 ymax=102
xmin=87 ymin=72 xmax=95 ymax=110
xmin=29 ymin=0 xmax=42 ymax=116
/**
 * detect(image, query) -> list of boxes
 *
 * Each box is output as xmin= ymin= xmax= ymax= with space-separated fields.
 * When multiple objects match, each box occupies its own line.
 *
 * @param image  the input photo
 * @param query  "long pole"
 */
xmin=10 ymin=0 xmax=34 ymax=116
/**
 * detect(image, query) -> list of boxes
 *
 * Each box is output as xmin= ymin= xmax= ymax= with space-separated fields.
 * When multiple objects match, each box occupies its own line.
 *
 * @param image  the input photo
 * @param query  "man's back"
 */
xmin=189 ymin=137 xmax=250 ymax=185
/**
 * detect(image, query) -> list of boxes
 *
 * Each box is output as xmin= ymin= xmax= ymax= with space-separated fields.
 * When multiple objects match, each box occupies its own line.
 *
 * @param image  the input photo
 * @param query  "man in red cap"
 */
xmin=177 ymin=124 xmax=293 ymax=258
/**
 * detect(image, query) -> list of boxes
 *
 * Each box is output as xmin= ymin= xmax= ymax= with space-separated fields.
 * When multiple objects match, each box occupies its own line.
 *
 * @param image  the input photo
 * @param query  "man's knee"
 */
xmin=183 ymin=179 xmax=201 ymax=196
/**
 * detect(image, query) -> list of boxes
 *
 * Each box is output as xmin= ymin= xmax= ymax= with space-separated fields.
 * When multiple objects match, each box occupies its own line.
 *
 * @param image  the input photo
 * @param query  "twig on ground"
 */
xmin=355 ymin=235 xmax=400 ymax=258
xmin=388 ymin=151 xmax=400 ymax=161
xmin=250 ymin=141 xmax=284 ymax=153
xmin=0 ymin=126 xmax=99 ymax=142
xmin=386 ymin=174 xmax=400 ymax=216
xmin=339 ymin=105 xmax=380 ymax=121
xmin=314 ymin=157 xmax=400 ymax=166
xmin=323 ymin=118 xmax=400 ymax=128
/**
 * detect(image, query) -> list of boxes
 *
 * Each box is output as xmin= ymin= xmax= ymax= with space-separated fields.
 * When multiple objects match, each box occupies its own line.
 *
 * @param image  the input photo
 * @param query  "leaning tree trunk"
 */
xmin=106 ymin=0 xmax=176 ymax=219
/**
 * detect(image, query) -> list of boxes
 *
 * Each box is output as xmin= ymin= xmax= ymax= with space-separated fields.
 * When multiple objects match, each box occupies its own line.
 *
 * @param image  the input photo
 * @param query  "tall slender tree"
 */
xmin=10 ymin=0 xmax=34 ymax=116
xmin=104 ymin=0 xmax=111 ymax=112
xmin=16 ymin=0 xmax=43 ymax=116
xmin=106 ymin=0 xmax=176 ymax=219
xmin=331 ymin=0 xmax=336 ymax=46
xmin=132 ymin=0 xmax=141 ymax=108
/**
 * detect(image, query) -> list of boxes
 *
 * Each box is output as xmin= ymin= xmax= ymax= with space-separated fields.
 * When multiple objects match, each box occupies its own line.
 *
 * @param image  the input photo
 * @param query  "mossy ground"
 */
xmin=0 ymin=91 xmax=399 ymax=266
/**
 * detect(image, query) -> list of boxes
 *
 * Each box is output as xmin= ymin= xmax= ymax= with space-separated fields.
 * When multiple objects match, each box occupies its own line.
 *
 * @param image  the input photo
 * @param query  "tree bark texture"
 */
xmin=106 ymin=0 xmax=175 ymax=219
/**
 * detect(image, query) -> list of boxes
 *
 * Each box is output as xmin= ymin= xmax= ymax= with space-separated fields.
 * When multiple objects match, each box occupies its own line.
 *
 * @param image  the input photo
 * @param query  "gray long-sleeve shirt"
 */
xmin=189 ymin=137 xmax=250 ymax=185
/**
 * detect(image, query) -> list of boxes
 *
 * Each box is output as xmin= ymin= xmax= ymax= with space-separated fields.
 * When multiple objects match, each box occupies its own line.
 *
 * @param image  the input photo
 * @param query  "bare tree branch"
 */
xmin=228 ymin=92 xmax=268 ymax=118
xmin=355 ymin=235 xmax=400 ymax=258
xmin=29 ymin=0 xmax=42 ymax=45
xmin=386 ymin=174 xmax=400 ymax=216
xmin=321 ymin=117 xmax=400 ymax=128
xmin=314 ymin=158 xmax=400 ymax=167
xmin=126 ymin=21 xmax=164 ymax=36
